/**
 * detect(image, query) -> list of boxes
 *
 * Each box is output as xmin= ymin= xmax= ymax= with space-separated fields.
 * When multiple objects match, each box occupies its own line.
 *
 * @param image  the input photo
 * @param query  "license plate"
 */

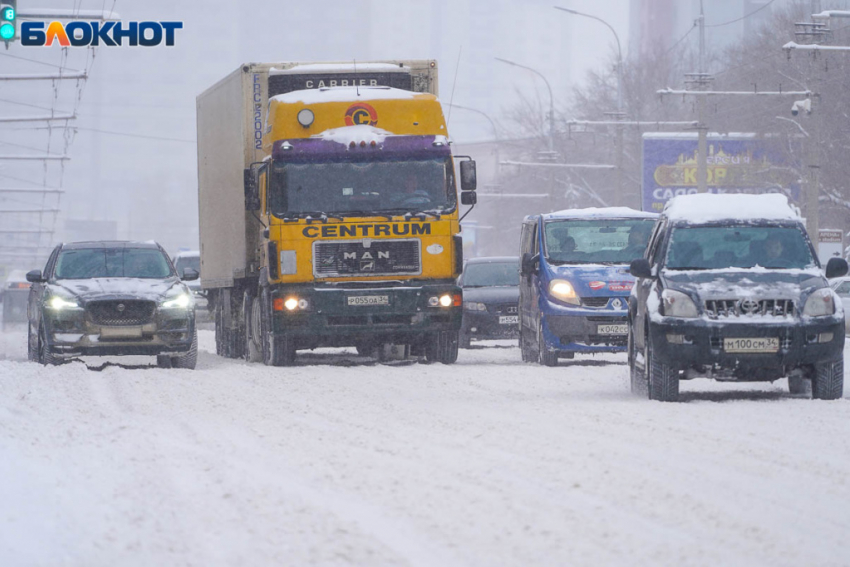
xmin=347 ymin=295 xmax=389 ymax=306
xmin=499 ymin=316 xmax=518 ymax=325
xmin=597 ymin=324 xmax=628 ymax=335
xmin=723 ymin=337 xmax=779 ymax=353
xmin=100 ymin=326 xmax=143 ymax=339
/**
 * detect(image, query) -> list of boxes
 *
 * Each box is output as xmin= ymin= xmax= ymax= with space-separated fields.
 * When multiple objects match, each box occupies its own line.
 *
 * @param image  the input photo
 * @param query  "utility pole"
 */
xmin=696 ymin=1 xmax=708 ymax=194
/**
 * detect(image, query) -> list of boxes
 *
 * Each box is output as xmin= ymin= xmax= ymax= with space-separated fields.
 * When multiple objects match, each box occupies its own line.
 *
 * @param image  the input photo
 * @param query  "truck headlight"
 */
xmin=803 ymin=288 xmax=835 ymax=317
xmin=661 ymin=289 xmax=699 ymax=318
xmin=161 ymin=293 xmax=192 ymax=310
xmin=47 ymin=295 xmax=80 ymax=310
xmin=548 ymin=279 xmax=580 ymax=305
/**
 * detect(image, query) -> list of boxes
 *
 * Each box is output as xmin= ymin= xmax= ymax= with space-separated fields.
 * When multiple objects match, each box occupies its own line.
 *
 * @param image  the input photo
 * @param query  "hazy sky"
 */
xmin=1 ymin=0 xmax=631 ymax=256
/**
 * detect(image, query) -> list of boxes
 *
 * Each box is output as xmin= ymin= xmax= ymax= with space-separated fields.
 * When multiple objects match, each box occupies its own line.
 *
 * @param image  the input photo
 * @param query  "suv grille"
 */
xmin=704 ymin=299 xmax=796 ymax=319
xmin=88 ymin=300 xmax=155 ymax=326
xmin=581 ymin=297 xmax=611 ymax=308
xmin=314 ymin=239 xmax=421 ymax=277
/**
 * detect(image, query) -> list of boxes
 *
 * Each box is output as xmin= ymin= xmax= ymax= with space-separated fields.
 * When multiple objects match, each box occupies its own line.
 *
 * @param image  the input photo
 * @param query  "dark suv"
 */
xmin=628 ymin=194 xmax=848 ymax=401
xmin=26 ymin=241 xmax=199 ymax=368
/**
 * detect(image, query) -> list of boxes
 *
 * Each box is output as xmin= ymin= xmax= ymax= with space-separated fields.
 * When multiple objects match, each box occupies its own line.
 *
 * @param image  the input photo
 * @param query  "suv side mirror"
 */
xmin=244 ymin=168 xmax=260 ymax=211
xmin=461 ymin=191 xmax=477 ymax=205
xmin=520 ymin=252 xmax=538 ymax=276
xmin=181 ymin=268 xmax=200 ymax=281
xmin=460 ymin=160 xmax=477 ymax=191
xmin=826 ymin=257 xmax=849 ymax=279
xmin=26 ymin=269 xmax=45 ymax=283
xmin=629 ymin=258 xmax=653 ymax=279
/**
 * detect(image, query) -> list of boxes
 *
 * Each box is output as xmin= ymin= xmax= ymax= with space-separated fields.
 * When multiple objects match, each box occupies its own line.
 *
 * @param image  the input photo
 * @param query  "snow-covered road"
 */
xmin=1 ymin=329 xmax=849 ymax=566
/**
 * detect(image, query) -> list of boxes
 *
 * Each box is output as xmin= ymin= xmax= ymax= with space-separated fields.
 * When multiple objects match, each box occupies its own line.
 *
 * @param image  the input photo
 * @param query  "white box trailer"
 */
xmin=196 ymin=60 xmax=439 ymax=291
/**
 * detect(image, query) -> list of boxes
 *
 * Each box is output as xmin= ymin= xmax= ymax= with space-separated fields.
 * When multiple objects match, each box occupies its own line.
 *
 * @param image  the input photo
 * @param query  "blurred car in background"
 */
xmin=829 ymin=276 xmax=850 ymax=333
xmin=172 ymin=250 xmax=208 ymax=314
xmin=2 ymin=270 xmax=31 ymax=330
xmin=27 ymin=241 xmax=199 ymax=368
xmin=459 ymin=257 xmax=520 ymax=348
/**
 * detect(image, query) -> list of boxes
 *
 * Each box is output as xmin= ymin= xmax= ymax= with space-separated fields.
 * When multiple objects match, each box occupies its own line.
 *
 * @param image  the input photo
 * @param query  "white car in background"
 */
xmin=172 ymin=250 xmax=208 ymax=314
xmin=829 ymin=276 xmax=850 ymax=332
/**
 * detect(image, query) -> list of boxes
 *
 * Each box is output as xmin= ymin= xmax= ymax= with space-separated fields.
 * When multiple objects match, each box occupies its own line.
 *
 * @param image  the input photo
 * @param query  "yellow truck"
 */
xmin=197 ymin=61 xmax=477 ymax=365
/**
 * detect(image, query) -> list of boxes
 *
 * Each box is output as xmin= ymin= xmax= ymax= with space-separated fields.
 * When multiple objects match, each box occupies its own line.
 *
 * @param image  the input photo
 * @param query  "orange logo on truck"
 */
xmin=345 ymin=103 xmax=378 ymax=126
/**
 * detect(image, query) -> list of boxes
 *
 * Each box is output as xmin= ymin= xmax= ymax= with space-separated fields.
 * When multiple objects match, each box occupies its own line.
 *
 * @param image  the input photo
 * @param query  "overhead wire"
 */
xmin=705 ymin=0 xmax=779 ymax=28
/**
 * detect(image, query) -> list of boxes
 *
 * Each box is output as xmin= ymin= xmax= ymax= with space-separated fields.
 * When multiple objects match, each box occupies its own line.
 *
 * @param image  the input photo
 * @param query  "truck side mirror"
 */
xmin=26 ymin=269 xmax=45 ymax=283
xmin=520 ymin=253 xmax=538 ymax=277
xmin=629 ymin=258 xmax=653 ymax=279
xmin=461 ymin=191 xmax=477 ymax=205
xmin=460 ymin=160 xmax=477 ymax=191
xmin=181 ymin=268 xmax=200 ymax=281
xmin=826 ymin=257 xmax=848 ymax=279
xmin=244 ymin=168 xmax=260 ymax=211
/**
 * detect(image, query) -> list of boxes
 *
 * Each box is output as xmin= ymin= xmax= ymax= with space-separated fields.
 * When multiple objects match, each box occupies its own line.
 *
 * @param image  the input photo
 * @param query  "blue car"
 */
xmin=518 ymin=208 xmax=658 ymax=366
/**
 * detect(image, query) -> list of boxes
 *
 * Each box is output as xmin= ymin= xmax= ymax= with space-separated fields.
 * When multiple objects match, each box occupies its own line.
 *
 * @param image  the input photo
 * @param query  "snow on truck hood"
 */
xmin=50 ymin=277 xmax=183 ymax=302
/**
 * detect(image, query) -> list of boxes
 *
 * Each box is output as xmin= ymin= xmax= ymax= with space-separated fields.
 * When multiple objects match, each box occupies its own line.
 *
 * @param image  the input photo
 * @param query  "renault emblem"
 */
xmin=611 ymin=298 xmax=624 ymax=310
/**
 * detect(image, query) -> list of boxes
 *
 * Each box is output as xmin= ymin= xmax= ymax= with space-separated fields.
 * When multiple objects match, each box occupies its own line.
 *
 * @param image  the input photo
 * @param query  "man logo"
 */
xmin=360 ymin=260 xmax=375 ymax=272
xmin=344 ymin=102 xmax=378 ymax=126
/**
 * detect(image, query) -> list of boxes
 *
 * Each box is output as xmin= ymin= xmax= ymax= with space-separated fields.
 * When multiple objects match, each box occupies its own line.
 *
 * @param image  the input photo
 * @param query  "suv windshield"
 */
xmin=462 ymin=261 xmax=519 ymax=287
xmin=665 ymin=225 xmax=815 ymax=270
xmin=269 ymin=158 xmax=455 ymax=217
xmin=544 ymin=219 xmax=655 ymax=264
xmin=54 ymin=248 xmax=173 ymax=279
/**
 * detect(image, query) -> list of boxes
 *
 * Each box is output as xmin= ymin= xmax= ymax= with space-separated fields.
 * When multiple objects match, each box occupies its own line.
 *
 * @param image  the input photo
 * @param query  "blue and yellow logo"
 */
xmin=21 ymin=20 xmax=182 ymax=46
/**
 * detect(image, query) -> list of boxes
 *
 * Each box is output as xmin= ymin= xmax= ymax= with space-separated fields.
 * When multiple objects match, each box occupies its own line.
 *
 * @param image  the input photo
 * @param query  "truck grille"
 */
xmin=313 ymin=239 xmax=421 ymax=277
xmin=704 ymin=299 xmax=796 ymax=319
xmin=88 ymin=300 xmax=156 ymax=326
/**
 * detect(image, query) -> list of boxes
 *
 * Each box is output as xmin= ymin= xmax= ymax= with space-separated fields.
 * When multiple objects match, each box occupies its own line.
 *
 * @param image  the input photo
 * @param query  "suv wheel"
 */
xmin=812 ymin=359 xmax=843 ymax=400
xmin=538 ymin=319 xmax=557 ymax=367
xmin=647 ymin=337 xmax=678 ymax=402
xmin=628 ymin=326 xmax=647 ymax=396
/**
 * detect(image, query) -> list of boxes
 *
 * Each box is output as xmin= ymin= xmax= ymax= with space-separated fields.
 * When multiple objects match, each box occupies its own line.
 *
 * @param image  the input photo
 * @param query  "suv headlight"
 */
xmin=661 ymin=289 xmax=699 ymax=318
xmin=464 ymin=302 xmax=487 ymax=311
xmin=803 ymin=288 xmax=835 ymax=317
xmin=548 ymin=279 xmax=580 ymax=306
xmin=46 ymin=294 xmax=80 ymax=310
xmin=161 ymin=291 xmax=192 ymax=310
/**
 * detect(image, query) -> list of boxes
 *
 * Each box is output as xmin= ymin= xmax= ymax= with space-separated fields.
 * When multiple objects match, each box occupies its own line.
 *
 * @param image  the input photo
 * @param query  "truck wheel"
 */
xmin=425 ymin=331 xmax=459 ymax=364
xmin=628 ymin=327 xmax=647 ymax=396
xmin=172 ymin=328 xmax=198 ymax=370
xmin=812 ymin=359 xmax=843 ymax=400
xmin=243 ymin=292 xmax=262 ymax=363
xmin=538 ymin=319 xmax=557 ymax=367
xmin=37 ymin=324 xmax=61 ymax=366
xmin=260 ymin=289 xmax=296 ymax=367
xmin=647 ymin=337 xmax=678 ymax=402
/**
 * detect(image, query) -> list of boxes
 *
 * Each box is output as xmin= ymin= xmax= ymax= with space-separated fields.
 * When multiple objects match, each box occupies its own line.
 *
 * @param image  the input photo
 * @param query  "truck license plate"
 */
xmin=499 ymin=316 xmax=518 ymax=325
xmin=347 ymin=295 xmax=389 ymax=306
xmin=723 ymin=337 xmax=779 ymax=353
xmin=597 ymin=324 xmax=628 ymax=335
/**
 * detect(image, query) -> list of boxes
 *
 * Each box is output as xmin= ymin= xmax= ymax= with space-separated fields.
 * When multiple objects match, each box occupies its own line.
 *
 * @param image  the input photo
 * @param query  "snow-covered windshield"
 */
xmin=54 ymin=248 xmax=173 ymax=279
xmin=543 ymin=219 xmax=655 ymax=264
xmin=462 ymin=261 xmax=519 ymax=287
xmin=269 ymin=158 xmax=455 ymax=216
xmin=665 ymin=226 xmax=815 ymax=270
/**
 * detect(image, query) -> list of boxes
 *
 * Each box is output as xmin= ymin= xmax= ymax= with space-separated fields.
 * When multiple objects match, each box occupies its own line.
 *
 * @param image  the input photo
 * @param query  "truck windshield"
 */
xmin=269 ymin=158 xmax=455 ymax=217
xmin=544 ymin=219 xmax=656 ymax=264
xmin=665 ymin=225 xmax=816 ymax=270
xmin=54 ymin=248 xmax=173 ymax=279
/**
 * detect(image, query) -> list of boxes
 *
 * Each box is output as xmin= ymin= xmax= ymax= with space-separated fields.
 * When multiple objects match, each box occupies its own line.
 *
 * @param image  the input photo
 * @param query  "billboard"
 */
xmin=641 ymin=133 xmax=801 ymax=213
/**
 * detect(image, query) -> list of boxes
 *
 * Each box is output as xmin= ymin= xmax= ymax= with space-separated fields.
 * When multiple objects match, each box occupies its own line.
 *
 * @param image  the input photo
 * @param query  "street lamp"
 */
xmin=445 ymin=102 xmax=500 ymax=179
xmin=494 ymin=56 xmax=555 ymax=154
xmin=553 ymin=6 xmax=622 ymax=114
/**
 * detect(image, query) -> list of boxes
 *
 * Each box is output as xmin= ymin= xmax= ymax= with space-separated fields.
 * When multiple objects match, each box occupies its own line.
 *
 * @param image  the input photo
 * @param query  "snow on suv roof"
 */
xmin=544 ymin=207 xmax=657 ymax=220
xmin=664 ymin=193 xmax=800 ymax=223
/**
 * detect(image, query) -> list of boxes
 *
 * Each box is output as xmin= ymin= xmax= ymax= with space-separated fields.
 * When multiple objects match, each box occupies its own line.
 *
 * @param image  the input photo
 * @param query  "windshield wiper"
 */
xmin=341 ymin=210 xmax=393 ymax=220
xmin=280 ymin=212 xmax=345 ymax=223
